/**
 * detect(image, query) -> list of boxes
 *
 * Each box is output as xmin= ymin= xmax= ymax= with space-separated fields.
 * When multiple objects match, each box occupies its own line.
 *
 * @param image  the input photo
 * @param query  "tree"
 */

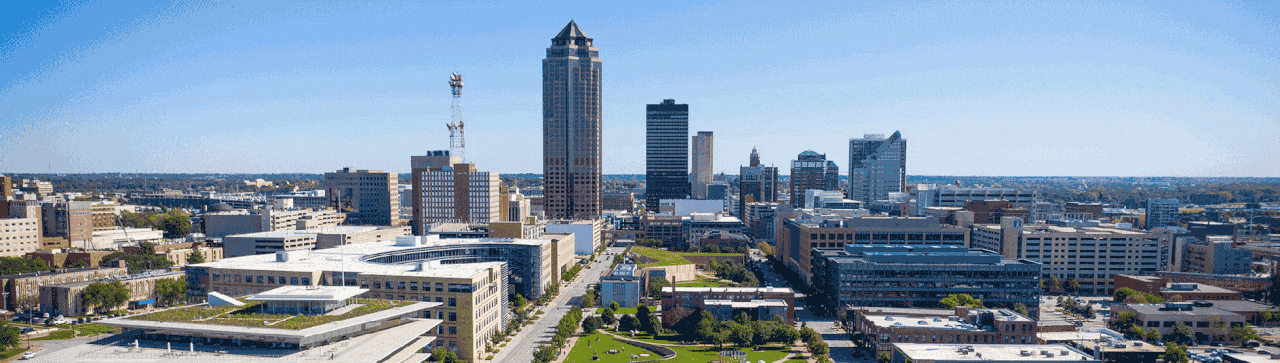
xmin=696 ymin=311 xmax=720 ymax=343
xmin=582 ymin=316 xmax=603 ymax=334
xmin=1109 ymin=311 xmax=1139 ymax=336
xmin=1050 ymin=275 xmax=1061 ymax=291
xmin=1013 ymin=303 xmax=1030 ymax=317
xmin=938 ymin=294 xmax=983 ymax=309
xmin=647 ymin=276 xmax=670 ymax=299
xmin=186 ymin=250 xmax=206 ymax=264
xmin=601 ymin=307 xmax=616 ymax=325
xmin=0 ymin=322 xmax=18 ymax=349
xmin=1231 ymin=324 xmax=1260 ymax=346
xmin=83 ymin=281 xmax=129 ymax=314
xmin=1256 ymin=264 xmax=1268 ymax=274
xmin=619 ymin=314 xmax=639 ymax=332
xmin=581 ymin=290 xmax=596 ymax=308
xmin=878 ymin=353 xmax=892 ymax=363
xmin=637 ymin=305 xmax=658 ymax=335
xmin=774 ymin=324 xmax=801 ymax=345
xmin=430 ymin=346 xmax=460 ymax=363
xmin=155 ymin=278 xmax=186 ymax=306
xmin=610 ymin=301 xmax=620 ymax=311
xmin=1171 ymin=322 xmax=1194 ymax=343
xmin=730 ymin=323 xmax=753 ymax=347
xmin=1161 ymin=343 xmax=1189 ymax=363
xmin=1082 ymin=305 xmax=1095 ymax=319
xmin=514 ymin=294 xmax=527 ymax=310
xmin=66 ymin=260 xmax=89 ymax=268
xmin=159 ymin=212 xmax=192 ymax=238
xmin=756 ymin=241 xmax=774 ymax=256
xmin=1065 ymin=279 xmax=1082 ymax=294
xmin=809 ymin=340 xmax=830 ymax=356
xmin=0 ymin=257 xmax=48 ymax=276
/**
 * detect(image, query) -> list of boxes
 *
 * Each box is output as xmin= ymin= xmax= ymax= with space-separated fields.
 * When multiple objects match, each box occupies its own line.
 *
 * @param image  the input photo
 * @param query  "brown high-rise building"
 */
xmin=409 ymin=151 xmax=502 ymax=235
xmin=543 ymin=20 xmax=603 ymax=220
xmin=322 ymin=168 xmax=399 ymax=226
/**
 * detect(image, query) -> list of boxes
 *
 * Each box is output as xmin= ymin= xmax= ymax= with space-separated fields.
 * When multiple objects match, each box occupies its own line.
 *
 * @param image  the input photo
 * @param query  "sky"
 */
xmin=1 ymin=0 xmax=1277 ymax=177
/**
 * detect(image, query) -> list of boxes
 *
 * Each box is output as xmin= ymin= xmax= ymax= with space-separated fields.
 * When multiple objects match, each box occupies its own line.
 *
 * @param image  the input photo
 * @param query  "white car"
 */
xmin=20 ymin=352 xmax=34 ymax=360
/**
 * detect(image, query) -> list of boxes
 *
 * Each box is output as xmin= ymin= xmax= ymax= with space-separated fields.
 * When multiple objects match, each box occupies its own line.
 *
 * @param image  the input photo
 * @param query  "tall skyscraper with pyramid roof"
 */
xmin=543 ymin=21 xmax=603 ymax=219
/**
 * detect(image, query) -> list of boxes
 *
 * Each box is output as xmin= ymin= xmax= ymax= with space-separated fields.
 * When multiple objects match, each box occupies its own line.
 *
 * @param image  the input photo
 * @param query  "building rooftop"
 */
xmin=1124 ymin=303 xmax=1243 ymax=318
xmin=704 ymin=299 xmax=788 ymax=309
xmin=866 ymin=315 xmax=984 ymax=331
xmin=1197 ymin=299 xmax=1271 ymax=312
xmin=1161 ymin=283 xmax=1238 ymax=294
xmin=892 ymin=343 xmax=1097 ymax=361
xmin=226 ymin=229 xmax=318 ymax=239
xmin=191 ymin=236 xmax=545 ymax=279
xmin=48 ymin=270 xmax=184 ymax=288
xmin=244 ymin=286 xmax=368 ymax=302
xmin=663 ymin=286 xmax=795 ymax=294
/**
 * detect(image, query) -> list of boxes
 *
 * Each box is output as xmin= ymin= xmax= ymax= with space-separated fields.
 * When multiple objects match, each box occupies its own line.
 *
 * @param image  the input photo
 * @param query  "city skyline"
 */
xmin=2 ymin=1 xmax=1278 ymax=177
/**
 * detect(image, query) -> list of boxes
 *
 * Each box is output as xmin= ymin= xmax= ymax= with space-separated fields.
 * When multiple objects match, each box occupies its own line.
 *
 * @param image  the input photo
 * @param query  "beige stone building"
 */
xmin=0 ymin=217 xmax=41 ymax=257
xmin=40 ymin=270 xmax=186 ymax=316
xmin=972 ymin=218 xmax=1163 ymax=294
xmin=0 ymin=263 xmax=128 ymax=312
xmin=190 ymin=242 xmax=510 ymax=362
xmin=203 ymin=207 xmax=345 ymax=238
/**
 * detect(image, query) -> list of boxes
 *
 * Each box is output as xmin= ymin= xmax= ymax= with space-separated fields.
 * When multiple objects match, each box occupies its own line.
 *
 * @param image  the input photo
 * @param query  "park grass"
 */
xmin=675 ymin=279 xmax=736 ymax=288
xmin=126 ymin=298 xmax=413 ymax=330
xmin=0 ymin=347 xmax=28 ymax=359
xmin=596 ymin=306 xmax=653 ymax=316
xmin=31 ymin=330 xmax=74 ymax=341
xmin=632 ymin=247 xmax=740 ymax=268
xmin=567 ymin=332 xmax=789 ymax=363
xmin=70 ymin=323 xmax=117 ymax=337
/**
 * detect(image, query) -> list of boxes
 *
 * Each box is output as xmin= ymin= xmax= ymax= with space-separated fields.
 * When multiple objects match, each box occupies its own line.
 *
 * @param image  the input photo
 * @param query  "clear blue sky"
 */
xmin=1 ymin=0 xmax=1277 ymax=176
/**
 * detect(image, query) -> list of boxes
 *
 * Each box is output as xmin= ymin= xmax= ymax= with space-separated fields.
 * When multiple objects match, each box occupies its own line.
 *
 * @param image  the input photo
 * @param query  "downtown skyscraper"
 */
xmin=645 ymin=99 xmax=690 ymax=211
xmin=788 ymin=150 xmax=840 ymax=208
xmin=690 ymin=131 xmax=714 ymax=199
xmin=848 ymin=132 xmax=907 ymax=203
xmin=543 ymin=21 xmax=603 ymax=219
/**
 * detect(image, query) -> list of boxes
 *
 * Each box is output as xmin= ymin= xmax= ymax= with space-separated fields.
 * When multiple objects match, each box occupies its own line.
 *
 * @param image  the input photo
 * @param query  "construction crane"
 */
xmin=446 ymin=72 xmax=466 ymax=162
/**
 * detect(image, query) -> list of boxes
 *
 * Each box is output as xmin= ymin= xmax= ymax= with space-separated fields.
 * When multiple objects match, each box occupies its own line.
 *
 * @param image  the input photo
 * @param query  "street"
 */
xmin=487 ymin=246 xmax=622 ymax=363
xmin=752 ymin=249 xmax=869 ymax=363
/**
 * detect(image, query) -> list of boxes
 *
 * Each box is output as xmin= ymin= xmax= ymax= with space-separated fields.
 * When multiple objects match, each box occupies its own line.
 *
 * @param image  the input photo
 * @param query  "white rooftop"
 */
xmin=226 ymin=229 xmax=318 ymax=239
xmin=893 ymin=343 xmax=1097 ymax=361
xmin=244 ymin=286 xmax=368 ymax=302
xmin=867 ymin=316 xmax=984 ymax=331
xmin=664 ymin=286 xmax=795 ymax=294
xmin=191 ymin=236 xmax=545 ymax=279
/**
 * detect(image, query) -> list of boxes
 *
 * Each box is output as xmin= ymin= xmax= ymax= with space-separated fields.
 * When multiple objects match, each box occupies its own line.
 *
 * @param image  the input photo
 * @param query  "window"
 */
xmin=436 ymin=283 xmax=444 ymax=292
xmin=410 ymin=282 xmax=418 ymax=291
xmin=245 ymin=275 xmax=252 ymax=283
xmin=301 ymin=277 xmax=310 ymax=285
xmin=398 ymin=281 xmax=406 ymax=290
xmin=449 ymin=312 xmax=457 ymax=321
xmin=449 ymin=326 xmax=457 ymax=335
xmin=290 ymin=277 xmax=299 ymax=285
xmin=267 ymin=276 xmax=275 ymax=284
xmin=449 ymin=298 xmax=457 ymax=307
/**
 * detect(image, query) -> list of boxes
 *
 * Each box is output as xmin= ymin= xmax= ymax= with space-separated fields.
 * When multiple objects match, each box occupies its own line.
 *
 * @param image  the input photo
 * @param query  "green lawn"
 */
xmin=567 ymin=332 xmax=790 ymax=363
xmin=126 ymin=299 xmax=413 ymax=330
xmin=0 ymin=347 xmax=28 ymax=359
xmin=31 ymin=330 xmax=74 ymax=341
xmin=632 ymin=247 xmax=739 ymax=268
xmin=675 ymin=279 xmax=736 ymax=288
xmin=596 ymin=306 xmax=653 ymax=316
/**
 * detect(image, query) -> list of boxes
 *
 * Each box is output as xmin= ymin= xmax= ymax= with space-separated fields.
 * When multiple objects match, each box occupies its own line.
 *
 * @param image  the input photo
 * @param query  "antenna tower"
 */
xmin=446 ymin=72 xmax=466 ymax=162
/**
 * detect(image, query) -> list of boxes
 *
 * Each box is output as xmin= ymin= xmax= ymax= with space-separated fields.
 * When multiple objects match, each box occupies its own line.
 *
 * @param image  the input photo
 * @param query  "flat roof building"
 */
xmin=889 ymin=343 xmax=1097 ymax=362
xmin=972 ymin=218 xmax=1164 ymax=294
xmin=813 ymin=245 xmax=1041 ymax=316
xmin=776 ymin=214 xmax=969 ymax=283
xmin=322 ymin=168 xmax=399 ymax=226
xmin=858 ymin=307 xmax=1037 ymax=357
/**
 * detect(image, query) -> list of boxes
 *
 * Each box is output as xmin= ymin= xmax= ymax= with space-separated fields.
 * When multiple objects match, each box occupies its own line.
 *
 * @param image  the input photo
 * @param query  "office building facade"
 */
xmin=645 ymin=99 xmax=690 ymax=211
xmin=812 ymin=245 xmax=1041 ymax=315
xmin=776 ymin=215 xmax=969 ymax=283
xmin=41 ymin=201 xmax=93 ymax=248
xmin=971 ymin=218 xmax=1163 ymax=294
xmin=1146 ymin=198 xmax=1179 ymax=229
xmin=788 ymin=150 xmax=840 ymax=208
xmin=848 ymin=132 xmax=906 ymax=203
xmin=410 ymin=151 xmax=502 ymax=234
xmin=738 ymin=147 xmax=779 ymax=217
xmin=690 ymin=131 xmax=714 ymax=199
xmin=543 ymin=20 xmax=603 ymax=220
xmin=322 ymin=168 xmax=399 ymax=226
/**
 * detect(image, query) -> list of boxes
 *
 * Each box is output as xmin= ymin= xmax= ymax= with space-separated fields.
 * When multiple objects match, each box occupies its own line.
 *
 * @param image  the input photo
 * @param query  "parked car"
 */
xmin=1244 ymin=340 xmax=1261 ymax=349
xmin=19 ymin=352 xmax=33 ymax=360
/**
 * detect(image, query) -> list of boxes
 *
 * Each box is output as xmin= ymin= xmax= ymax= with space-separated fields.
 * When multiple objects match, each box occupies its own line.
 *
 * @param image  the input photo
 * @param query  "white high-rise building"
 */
xmin=848 ymin=132 xmax=906 ymax=203
xmin=1146 ymin=198 xmax=1180 ymax=229
xmin=690 ymin=131 xmax=714 ymax=199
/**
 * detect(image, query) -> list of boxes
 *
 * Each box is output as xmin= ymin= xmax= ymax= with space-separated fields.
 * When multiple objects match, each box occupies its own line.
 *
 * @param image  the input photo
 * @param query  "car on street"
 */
xmin=20 ymin=352 xmax=34 ymax=360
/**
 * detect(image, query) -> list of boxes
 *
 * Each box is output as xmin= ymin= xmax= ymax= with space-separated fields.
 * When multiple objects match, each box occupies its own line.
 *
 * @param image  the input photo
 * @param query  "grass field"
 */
xmin=631 ymin=247 xmax=740 ymax=268
xmin=675 ymin=278 xmax=735 ymax=287
xmin=0 ymin=347 xmax=28 ymax=359
xmin=126 ymin=299 xmax=413 ymax=330
xmin=31 ymin=330 xmax=74 ymax=341
xmin=596 ymin=306 xmax=653 ymax=316
xmin=566 ymin=332 xmax=790 ymax=363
